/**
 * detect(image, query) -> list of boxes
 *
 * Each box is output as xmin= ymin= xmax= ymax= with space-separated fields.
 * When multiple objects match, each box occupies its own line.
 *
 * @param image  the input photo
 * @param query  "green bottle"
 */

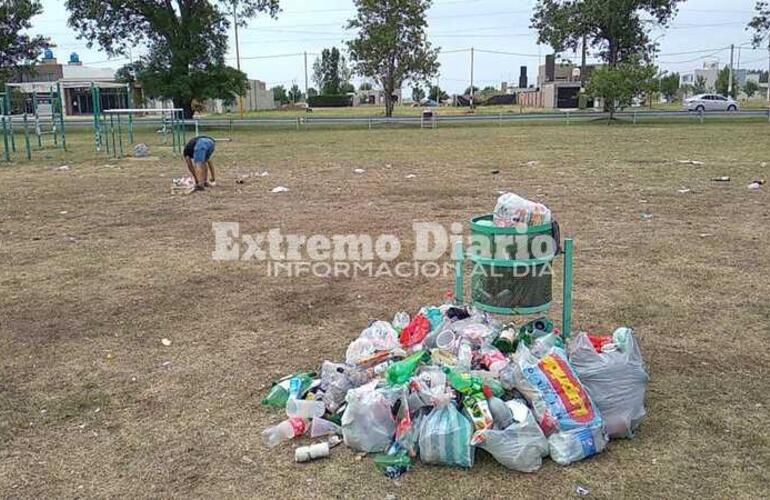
xmin=484 ymin=378 xmax=505 ymax=398
xmin=261 ymin=372 xmax=315 ymax=407
xmin=442 ymin=367 xmax=483 ymax=396
xmin=386 ymin=350 xmax=428 ymax=386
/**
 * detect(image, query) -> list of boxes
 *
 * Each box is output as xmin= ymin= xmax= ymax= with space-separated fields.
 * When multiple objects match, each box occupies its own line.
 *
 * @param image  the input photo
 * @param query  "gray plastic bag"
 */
xmin=478 ymin=400 xmax=549 ymax=472
xmin=568 ymin=329 xmax=649 ymax=439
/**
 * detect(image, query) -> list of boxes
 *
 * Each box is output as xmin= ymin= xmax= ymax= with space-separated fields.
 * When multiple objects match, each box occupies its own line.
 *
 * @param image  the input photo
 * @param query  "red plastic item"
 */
xmin=399 ymin=314 xmax=431 ymax=347
xmin=587 ymin=334 xmax=613 ymax=353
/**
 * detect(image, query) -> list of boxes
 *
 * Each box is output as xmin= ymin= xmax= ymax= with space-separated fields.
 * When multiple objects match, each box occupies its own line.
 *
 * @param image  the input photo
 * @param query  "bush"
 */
xmin=308 ymin=94 xmax=353 ymax=107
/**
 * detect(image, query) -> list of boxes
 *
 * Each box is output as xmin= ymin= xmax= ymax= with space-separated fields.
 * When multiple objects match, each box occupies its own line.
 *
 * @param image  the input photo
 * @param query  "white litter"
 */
xmin=260 ymin=171 xmax=269 ymax=177
xmin=677 ymin=160 xmax=704 ymax=165
xmin=56 ymin=165 xmax=70 ymax=171
xmin=526 ymin=160 xmax=539 ymax=167
xmin=353 ymin=168 xmax=365 ymax=174
xmin=677 ymin=188 xmax=691 ymax=194
xmin=405 ymin=174 xmax=416 ymax=179
xmin=271 ymin=186 xmax=290 ymax=193
xmin=59 ymin=211 xmax=68 ymax=215
xmin=161 ymin=338 xmax=172 ymax=347
xmin=748 ymin=182 xmax=761 ymax=190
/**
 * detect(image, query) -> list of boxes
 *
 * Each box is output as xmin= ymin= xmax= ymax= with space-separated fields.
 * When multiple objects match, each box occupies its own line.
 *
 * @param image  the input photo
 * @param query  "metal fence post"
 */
xmin=633 ymin=111 xmax=637 ymax=125
xmin=562 ymin=238 xmax=574 ymax=340
xmin=566 ymin=111 xmax=570 ymax=126
xmin=22 ymin=113 xmax=31 ymax=160
xmin=454 ymin=241 xmax=464 ymax=305
xmin=699 ymin=109 xmax=704 ymax=124
xmin=1 ymin=117 xmax=10 ymax=162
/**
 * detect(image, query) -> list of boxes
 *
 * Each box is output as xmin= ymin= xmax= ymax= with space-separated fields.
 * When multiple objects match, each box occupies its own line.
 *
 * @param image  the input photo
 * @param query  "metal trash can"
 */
xmin=469 ymin=214 xmax=558 ymax=315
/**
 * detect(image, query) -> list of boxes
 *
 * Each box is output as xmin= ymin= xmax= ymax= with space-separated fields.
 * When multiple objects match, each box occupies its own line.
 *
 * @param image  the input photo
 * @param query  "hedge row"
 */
xmin=307 ymin=94 xmax=353 ymax=107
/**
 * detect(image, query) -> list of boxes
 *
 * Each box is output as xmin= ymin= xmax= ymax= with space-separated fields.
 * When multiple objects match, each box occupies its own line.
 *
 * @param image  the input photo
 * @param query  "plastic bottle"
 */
xmin=457 ymin=340 xmax=473 ymax=370
xmin=443 ymin=367 xmax=483 ymax=396
xmin=286 ymin=398 xmax=326 ymax=419
xmin=261 ymin=372 xmax=315 ymax=407
xmin=493 ymin=324 xmax=518 ymax=354
xmin=261 ymin=417 xmax=308 ymax=448
xmin=386 ymin=350 xmax=428 ymax=386
xmin=310 ymin=417 xmax=342 ymax=438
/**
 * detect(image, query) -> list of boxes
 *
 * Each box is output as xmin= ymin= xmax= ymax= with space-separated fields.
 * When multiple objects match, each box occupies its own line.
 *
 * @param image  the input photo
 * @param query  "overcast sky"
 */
xmin=33 ymin=0 xmax=768 ymax=93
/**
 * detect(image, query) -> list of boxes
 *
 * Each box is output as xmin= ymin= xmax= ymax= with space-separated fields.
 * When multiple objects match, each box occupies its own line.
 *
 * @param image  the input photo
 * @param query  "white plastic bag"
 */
xmin=568 ymin=329 xmax=649 ymax=438
xmin=341 ymin=381 xmax=396 ymax=452
xmin=477 ymin=400 xmax=549 ymax=472
xmin=493 ymin=192 xmax=552 ymax=228
xmin=418 ymin=394 xmax=474 ymax=468
xmin=359 ymin=321 xmax=400 ymax=351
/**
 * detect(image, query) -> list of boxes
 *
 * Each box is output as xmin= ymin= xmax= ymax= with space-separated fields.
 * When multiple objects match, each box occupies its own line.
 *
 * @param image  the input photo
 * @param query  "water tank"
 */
xmin=69 ymin=52 xmax=80 ymax=64
xmin=43 ymin=48 xmax=54 ymax=60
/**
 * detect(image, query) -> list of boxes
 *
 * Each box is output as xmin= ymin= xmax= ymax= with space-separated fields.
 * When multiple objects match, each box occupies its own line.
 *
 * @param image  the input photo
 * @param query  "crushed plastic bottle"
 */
xmin=286 ymin=398 xmax=325 ymax=419
xmin=261 ymin=417 xmax=308 ymax=448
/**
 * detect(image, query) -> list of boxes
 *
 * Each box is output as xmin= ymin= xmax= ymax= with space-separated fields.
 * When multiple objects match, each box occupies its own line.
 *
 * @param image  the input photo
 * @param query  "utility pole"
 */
xmin=304 ymin=51 xmax=308 ymax=101
xmin=728 ymin=43 xmax=734 ymax=97
xmin=233 ymin=1 xmax=244 ymax=117
xmin=470 ymin=47 xmax=475 ymax=109
xmin=580 ymin=34 xmax=587 ymax=89
xmin=767 ymin=37 xmax=770 ymax=105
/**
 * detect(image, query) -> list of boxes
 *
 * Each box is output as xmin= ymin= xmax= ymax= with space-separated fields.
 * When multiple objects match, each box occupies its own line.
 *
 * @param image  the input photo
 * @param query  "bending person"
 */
xmin=183 ymin=135 xmax=216 ymax=191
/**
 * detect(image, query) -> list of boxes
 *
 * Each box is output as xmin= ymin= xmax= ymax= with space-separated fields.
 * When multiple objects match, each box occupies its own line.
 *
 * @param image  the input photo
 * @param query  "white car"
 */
xmin=684 ymin=94 xmax=739 ymax=112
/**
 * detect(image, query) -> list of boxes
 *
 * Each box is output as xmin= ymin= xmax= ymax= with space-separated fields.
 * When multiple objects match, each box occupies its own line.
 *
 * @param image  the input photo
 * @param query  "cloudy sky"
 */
xmin=33 ymin=0 xmax=768 ymax=93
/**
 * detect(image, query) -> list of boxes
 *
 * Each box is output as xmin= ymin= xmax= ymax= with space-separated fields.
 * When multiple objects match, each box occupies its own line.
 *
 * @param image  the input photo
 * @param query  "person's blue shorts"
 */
xmin=193 ymin=137 xmax=215 ymax=163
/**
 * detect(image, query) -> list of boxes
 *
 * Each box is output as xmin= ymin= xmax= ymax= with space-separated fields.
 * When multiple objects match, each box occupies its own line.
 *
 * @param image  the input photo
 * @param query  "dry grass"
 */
xmin=1 ymin=121 xmax=769 ymax=498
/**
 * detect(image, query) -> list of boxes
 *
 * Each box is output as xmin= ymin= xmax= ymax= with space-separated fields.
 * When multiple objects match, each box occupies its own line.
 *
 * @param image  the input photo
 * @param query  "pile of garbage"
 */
xmin=261 ymin=304 xmax=649 ymax=476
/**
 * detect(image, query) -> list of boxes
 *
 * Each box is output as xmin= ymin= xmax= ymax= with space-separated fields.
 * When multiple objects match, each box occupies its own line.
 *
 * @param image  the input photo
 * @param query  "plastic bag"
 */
xmin=547 ymin=424 xmax=607 ymax=466
xmin=493 ymin=192 xmax=552 ymax=228
xmin=399 ymin=314 xmax=431 ymax=347
xmin=342 ymin=381 xmax=396 ymax=453
xmin=568 ymin=329 xmax=649 ymax=438
xmin=512 ymin=344 xmax=603 ymax=435
xmin=418 ymin=394 xmax=474 ymax=468
xmin=478 ymin=400 xmax=549 ymax=472
xmin=359 ymin=321 xmax=400 ymax=351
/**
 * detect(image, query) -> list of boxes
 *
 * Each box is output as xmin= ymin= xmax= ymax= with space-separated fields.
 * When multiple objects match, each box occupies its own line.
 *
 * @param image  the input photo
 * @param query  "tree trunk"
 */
xmin=384 ymin=92 xmax=392 ymax=117
xmin=174 ymin=97 xmax=195 ymax=119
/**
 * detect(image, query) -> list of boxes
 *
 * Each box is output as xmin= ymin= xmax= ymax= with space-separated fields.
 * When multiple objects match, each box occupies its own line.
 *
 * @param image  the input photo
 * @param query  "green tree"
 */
xmin=464 ymin=85 xmax=480 ymax=95
xmin=532 ymin=0 xmax=682 ymax=67
xmin=346 ymin=0 xmax=440 ymax=117
xmin=359 ymin=82 xmax=373 ymax=91
xmin=307 ymin=87 xmax=319 ymax=97
xmin=587 ymin=61 xmax=656 ymax=120
xmin=428 ymin=85 xmax=448 ymax=102
xmin=659 ymin=72 xmax=680 ymax=102
xmin=749 ymin=1 xmax=770 ymax=47
xmin=271 ymin=85 xmax=288 ymax=104
xmin=744 ymin=80 xmax=759 ymax=99
xmin=693 ymin=75 xmax=708 ymax=93
xmin=678 ymin=83 xmax=694 ymax=99
xmin=312 ymin=47 xmax=351 ymax=95
xmin=412 ymin=85 xmax=426 ymax=102
xmin=66 ymin=0 xmax=280 ymax=118
xmin=0 ymin=0 xmax=49 ymax=83
xmin=715 ymin=66 xmax=738 ymax=97
xmin=288 ymin=83 xmax=303 ymax=103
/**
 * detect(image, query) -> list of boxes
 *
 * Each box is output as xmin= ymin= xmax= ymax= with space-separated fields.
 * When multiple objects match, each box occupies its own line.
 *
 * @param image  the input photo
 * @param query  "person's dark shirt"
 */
xmin=183 ymin=136 xmax=215 ymax=158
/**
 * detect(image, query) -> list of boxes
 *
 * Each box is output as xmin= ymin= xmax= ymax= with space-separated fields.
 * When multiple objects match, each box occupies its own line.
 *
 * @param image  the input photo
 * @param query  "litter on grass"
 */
xmin=261 ymin=306 xmax=648 ymax=476
xmin=271 ymin=186 xmax=290 ymax=193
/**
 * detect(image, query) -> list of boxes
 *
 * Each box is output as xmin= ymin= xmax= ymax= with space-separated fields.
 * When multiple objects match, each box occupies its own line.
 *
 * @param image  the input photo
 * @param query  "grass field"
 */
xmin=1 ymin=121 xmax=769 ymax=498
